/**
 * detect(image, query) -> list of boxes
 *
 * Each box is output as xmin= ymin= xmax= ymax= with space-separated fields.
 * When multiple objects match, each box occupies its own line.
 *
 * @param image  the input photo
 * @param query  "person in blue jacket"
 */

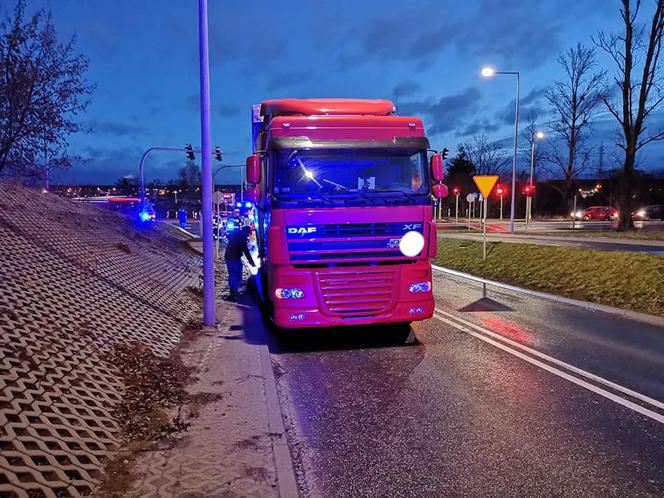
xmin=178 ymin=209 xmax=187 ymax=229
xmin=224 ymin=225 xmax=256 ymax=301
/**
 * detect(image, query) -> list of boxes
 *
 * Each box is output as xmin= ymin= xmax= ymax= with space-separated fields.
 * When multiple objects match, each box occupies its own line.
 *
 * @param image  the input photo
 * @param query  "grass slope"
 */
xmin=435 ymin=239 xmax=664 ymax=317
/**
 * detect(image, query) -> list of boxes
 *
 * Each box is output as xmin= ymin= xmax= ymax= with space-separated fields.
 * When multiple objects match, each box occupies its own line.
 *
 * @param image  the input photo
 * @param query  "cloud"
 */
xmin=185 ymin=94 xmax=242 ymax=117
xmin=85 ymin=120 xmax=148 ymax=137
xmin=336 ymin=7 xmax=454 ymax=67
xmin=496 ymin=87 xmax=547 ymax=125
xmin=393 ymin=81 xmax=422 ymax=99
xmin=400 ymin=87 xmax=482 ymax=136
xmin=218 ymin=103 xmax=242 ymax=117
xmin=333 ymin=0 xmax=585 ymax=71
xmin=459 ymin=119 xmax=501 ymax=137
xmin=265 ymin=70 xmax=313 ymax=91
xmin=457 ymin=0 xmax=564 ymax=69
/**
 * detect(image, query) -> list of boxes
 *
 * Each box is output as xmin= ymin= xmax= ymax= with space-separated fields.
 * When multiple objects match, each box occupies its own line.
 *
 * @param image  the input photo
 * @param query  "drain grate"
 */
xmin=0 ymin=185 xmax=202 ymax=497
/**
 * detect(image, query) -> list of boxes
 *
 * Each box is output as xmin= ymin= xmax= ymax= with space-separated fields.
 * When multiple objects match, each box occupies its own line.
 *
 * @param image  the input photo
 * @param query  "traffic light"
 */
xmin=214 ymin=146 xmax=222 ymax=161
xmin=185 ymin=144 xmax=195 ymax=161
xmin=522 ymin=183 xmax=535 ymax=196
xmin=441 ymin=147 xmax=449 ymax=160
xmin=496 ymin=185 xmax=505 ymax=197
xmin=452 ymin=186 xmax=461 ymax=196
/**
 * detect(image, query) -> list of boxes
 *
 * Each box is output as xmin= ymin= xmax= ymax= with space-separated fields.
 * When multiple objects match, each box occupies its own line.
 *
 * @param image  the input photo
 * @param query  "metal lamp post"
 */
xmin=526 ymin=131 xmax=544 ymax=230
xmin=198 ymin=0 xmax=215 ymax=327
xmin=481 ymin=67 xmax=520 ymax=233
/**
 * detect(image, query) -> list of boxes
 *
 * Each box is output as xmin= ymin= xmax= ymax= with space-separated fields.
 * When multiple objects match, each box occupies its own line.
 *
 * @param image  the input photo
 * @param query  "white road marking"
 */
xmin=433 ymin=311 xmax=664 ymax=425
xmin=436 ymin=309 xmax=664 ymax=412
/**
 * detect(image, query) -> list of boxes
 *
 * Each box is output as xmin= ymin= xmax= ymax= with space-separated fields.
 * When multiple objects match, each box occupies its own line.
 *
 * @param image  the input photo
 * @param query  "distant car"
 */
xmin=571 ymin=206 xmax=619 ymax=221
xmin=632 ymin=204 xmax=664 ymax=220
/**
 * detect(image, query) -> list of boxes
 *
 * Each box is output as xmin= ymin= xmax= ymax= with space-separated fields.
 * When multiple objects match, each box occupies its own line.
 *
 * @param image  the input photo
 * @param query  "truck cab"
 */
xmin=245 ymin=98 xmax=446 ymax=329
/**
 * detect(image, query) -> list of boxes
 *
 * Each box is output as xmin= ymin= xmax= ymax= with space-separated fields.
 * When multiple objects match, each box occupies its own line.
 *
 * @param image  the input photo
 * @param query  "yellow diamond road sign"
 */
xmin=473 ymin=175 xmax=499 ymax=199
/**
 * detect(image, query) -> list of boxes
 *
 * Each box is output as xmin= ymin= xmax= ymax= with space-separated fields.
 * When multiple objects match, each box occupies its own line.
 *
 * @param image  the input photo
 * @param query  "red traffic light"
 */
xmin=496 ymin=185 xmax=506 ymax=196
xmin=452 ymin=186 xmax=461 ymax=196
xmin=522 ymin=183 xmax=535 ymax=197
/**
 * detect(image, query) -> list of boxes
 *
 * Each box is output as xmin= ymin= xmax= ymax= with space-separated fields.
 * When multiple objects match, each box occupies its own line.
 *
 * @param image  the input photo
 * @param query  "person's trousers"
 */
xmin=226 ymin=259 xmax=243 ymax=294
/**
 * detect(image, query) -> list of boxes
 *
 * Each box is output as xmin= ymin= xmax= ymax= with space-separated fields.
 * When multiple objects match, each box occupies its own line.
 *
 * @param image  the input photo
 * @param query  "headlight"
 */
xmin=275 ymin=288 xmax=304 ymax=299
xmin=637 ymin=209 xmax=646 ymax=218
xmin=409 ymin=281 xmax=432 ymax=293
xmin=399 ymin=231 xmax=425 ymax=257
xmin=576 ymin=211 xmax=583 ymax=218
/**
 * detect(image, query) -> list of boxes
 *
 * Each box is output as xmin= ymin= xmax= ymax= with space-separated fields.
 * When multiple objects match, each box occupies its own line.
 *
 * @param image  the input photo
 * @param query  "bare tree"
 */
xmin=544 ymin=43 xmax=607 ymax=207
xmin=0 ymin=0 xmax=93 ymax=181
xmin=596 ymin=0 xmax=664 ymax=229
xmin=461 ymin=134 xmax=509 ymax=176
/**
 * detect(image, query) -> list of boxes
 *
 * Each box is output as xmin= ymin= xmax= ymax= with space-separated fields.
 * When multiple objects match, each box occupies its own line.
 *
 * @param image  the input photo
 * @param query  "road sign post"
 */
xmin=473 ymin=175 xmax=499 ymax=261
xmin=455 ymin=194 xmax=459 ymax=226
xmin=466 ymin=193 xmax=475 ymax=230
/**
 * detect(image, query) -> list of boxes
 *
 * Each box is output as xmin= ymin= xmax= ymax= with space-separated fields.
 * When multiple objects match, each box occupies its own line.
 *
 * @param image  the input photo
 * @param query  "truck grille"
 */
xmin=317 ymin=270 xmax=395 ymax=317
xmin=287 ymin=222 xmax=422 ymax=239
xmin=286 ymin=222 xmax=423 ymax=263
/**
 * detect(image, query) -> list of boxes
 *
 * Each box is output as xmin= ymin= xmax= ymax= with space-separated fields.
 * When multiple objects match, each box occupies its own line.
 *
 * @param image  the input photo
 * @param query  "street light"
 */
xmin=481 ymin=67 xmax=496 ymax=78
xmin=481 ymin=66 xmax=520 ymax=233
xmin=526 ymin=130 xmax=545 ymax=230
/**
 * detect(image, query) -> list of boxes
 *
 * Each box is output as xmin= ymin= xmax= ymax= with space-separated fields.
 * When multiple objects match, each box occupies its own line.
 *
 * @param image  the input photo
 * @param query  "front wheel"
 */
xmin=391 ymin=322 xmax=416 ymax=344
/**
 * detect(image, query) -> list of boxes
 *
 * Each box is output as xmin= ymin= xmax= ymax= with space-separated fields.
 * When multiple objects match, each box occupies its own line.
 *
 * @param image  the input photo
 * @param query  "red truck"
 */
xmin=244 ymin=98 xmax=446 ymax=330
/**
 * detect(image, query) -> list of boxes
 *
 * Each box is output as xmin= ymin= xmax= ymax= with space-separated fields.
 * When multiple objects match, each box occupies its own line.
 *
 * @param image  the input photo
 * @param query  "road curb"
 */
xmin=158 ymin=220 xmax=198 ymax=239
xmin=259 ymin=342 xmax=301 ymax=498
xmin=432 ymin=265 xmax=664 ymax=328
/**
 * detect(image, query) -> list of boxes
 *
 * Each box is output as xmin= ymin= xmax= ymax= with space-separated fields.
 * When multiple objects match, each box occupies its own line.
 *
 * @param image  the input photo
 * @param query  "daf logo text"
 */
xmin=287 ymin=226 xmax=317 ymax=235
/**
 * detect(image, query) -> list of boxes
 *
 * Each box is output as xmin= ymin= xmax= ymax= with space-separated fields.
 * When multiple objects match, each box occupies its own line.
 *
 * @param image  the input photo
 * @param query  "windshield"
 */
xmin=273 ymin=149 xmax=430 ymax=206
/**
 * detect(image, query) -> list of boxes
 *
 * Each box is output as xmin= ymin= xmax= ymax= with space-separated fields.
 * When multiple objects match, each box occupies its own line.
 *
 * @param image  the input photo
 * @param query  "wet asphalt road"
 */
xmin=266 ymin=272 xmax=664 ymax=497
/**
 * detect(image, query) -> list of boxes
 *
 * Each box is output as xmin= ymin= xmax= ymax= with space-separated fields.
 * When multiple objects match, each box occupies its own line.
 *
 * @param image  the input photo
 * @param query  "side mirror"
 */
xmin=431 ymin=154 xmax=444 ymax=182
xmin=246 ymin=154 xmax=261 ymax=185
xmin=245 ymin=186 xmax=261 ymax=203
xmin=432 ymin=183 xmax=448 ymax=199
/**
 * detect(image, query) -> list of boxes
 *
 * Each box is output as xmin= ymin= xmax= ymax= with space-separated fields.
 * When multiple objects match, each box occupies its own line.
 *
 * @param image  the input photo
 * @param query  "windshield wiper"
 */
xmin=354 ymin=191 xmax=377 ymax=206
xmin=380 ymin=190 xmax=419 ymax=203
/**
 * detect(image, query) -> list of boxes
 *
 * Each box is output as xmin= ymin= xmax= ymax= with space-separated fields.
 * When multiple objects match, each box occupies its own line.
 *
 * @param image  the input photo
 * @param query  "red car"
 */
xmin=571 ymin=206 xmax=619 ymax=221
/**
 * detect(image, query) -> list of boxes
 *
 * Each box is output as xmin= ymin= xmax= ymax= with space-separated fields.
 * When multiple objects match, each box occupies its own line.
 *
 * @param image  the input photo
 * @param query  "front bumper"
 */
xmin=269 ymin=261 xmax=435 ymax=329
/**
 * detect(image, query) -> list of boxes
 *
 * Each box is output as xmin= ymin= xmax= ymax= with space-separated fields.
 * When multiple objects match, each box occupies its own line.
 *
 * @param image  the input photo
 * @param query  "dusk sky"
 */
xmin=19 ymin=0 xmax=664 ymax=184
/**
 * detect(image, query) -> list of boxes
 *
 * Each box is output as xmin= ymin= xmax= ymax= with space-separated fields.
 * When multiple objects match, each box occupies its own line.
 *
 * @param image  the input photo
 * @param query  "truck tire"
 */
xmin=392 ymin=322 xmax=416 ymax=344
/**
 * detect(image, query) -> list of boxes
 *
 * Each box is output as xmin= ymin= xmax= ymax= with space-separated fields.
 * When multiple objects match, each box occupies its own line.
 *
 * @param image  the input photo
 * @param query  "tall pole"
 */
xmin=455 ymin=194 xmax=459 ymax=225
xmin=509 ymin=73 xmax=520 ymax=233
xmin=483 ymin=196 xmax=488 ymax=260
xmin=198 ymin=0 xmax=215 ymax=327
